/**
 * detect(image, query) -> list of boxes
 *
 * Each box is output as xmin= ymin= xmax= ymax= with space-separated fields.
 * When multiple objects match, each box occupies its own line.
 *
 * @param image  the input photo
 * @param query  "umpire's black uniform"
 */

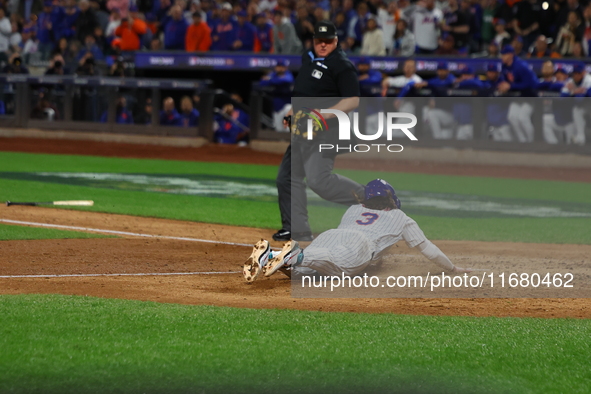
xmin=274 ymin=21 xmax=365 ymax=242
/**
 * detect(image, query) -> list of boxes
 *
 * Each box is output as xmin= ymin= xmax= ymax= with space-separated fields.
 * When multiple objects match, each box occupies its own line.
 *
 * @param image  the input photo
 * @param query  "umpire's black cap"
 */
xmin=314 ymin=20 xmax=337 ymax=39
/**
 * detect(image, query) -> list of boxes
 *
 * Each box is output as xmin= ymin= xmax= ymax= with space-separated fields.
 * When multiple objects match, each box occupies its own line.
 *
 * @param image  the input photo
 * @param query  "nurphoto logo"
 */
xmin=304 ymin=109 xmax=418 ymax=153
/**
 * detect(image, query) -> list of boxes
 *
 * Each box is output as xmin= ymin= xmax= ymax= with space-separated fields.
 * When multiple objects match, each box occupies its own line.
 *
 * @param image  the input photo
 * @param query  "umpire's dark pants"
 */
xmin=276 ymin=140 xmax=364 ymax=235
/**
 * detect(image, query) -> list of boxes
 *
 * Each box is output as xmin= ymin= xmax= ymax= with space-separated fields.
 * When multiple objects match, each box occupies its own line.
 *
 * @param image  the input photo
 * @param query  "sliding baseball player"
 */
xmin=243 ymin=179 xmax=470 ymax=282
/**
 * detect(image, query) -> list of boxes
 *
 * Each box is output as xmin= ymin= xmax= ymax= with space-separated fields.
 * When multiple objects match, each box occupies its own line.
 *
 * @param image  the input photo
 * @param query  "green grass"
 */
xmin=0 ymin=294 xmax=589 ymax=394
xmin=0 ymin=223 xmax=111 ymax=241
xmin=1 ymin=151 xmax=590 ymax=244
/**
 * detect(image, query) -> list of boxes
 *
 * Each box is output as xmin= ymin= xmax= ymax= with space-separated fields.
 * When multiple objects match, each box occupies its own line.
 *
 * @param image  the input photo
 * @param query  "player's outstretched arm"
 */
xmin=416 ymin=240 xmax=471 ymax=273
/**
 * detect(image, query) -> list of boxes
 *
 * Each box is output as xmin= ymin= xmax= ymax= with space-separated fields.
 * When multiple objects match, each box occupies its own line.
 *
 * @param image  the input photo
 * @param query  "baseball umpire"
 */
xmin=273 ymin=20 xmax=365 ymax=242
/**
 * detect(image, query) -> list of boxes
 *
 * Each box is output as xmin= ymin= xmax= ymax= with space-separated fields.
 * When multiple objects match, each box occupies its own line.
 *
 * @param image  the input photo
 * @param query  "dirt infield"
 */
xmin=1 ymin=137 xmax=590 ymax=319
xmin=1 ymin=205 xmax=590 ymax=319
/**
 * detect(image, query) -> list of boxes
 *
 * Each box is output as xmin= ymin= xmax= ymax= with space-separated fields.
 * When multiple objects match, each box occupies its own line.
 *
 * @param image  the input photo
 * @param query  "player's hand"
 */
xmin=574 ymin=87 xmax=586 ymax=95
xmin=497 ymin=81 xmax=511 ymax=94
xmin=283 ymin=115 xmax=291 ymax=128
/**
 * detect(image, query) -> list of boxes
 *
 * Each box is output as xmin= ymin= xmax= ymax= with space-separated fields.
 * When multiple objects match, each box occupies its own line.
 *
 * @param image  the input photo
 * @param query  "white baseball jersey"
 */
xmin=299 ymin=205 xmax=427 ymax=276
xmin=386 ymin=74 xmax=423 ymax=87
xmin=411 ymin=6 xmax=443 ymax=50
xmin=561 ymin=74 xmax=591 ymax=95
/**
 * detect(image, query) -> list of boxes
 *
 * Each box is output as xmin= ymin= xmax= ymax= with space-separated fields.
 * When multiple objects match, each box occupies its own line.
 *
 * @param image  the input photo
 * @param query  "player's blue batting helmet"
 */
xmin=365 ymin=179 xmax=401 ymax=209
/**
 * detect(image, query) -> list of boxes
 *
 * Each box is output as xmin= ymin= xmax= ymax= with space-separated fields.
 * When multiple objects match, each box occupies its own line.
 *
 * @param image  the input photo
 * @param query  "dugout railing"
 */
xmin=0 ymin=75 xmax=214 ymax=139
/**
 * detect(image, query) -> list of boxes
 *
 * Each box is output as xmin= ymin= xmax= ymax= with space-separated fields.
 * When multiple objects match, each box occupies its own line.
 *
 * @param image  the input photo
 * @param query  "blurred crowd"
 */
xmin=97 ymin=92 xmax=249 ymax=144
xmin=1 ymin=0 xmax=591 ymax=71
xmin=258 ymin=52 xmax=590 ymax=144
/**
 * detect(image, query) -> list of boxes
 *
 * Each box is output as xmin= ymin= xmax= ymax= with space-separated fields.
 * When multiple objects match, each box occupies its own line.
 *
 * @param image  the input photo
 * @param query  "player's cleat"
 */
xmin=243 ymin=239 xmax=271 ymax=283
xmin=264 ymin=240 xmax=302 ymax=277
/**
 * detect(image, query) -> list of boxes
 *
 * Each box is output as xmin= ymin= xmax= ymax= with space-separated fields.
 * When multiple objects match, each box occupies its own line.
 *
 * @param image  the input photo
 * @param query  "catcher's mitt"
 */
xmin=291 ymin=110 xmax=322 ymax=139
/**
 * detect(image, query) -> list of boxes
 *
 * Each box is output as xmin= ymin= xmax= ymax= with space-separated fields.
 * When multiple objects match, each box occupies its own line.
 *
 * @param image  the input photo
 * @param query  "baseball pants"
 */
xmin=276 ymin=142 xmax=365 ymax=235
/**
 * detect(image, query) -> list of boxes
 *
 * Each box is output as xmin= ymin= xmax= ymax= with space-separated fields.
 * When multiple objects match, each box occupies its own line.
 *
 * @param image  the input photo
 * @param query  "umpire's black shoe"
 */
xmin=272 ymin=230 xmax=314 ymax=242
xmin=272 ymin=229 xmax=291 ymax=241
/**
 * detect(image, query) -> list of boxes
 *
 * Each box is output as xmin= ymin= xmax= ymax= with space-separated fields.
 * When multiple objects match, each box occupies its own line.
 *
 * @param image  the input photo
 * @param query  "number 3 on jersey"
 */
xmin=356 ymin=212 xmax=379 ymax=225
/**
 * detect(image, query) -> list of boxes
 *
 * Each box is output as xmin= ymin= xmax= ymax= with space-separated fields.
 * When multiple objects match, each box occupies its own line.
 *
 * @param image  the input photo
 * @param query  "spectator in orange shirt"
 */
xmin=185 ymin=11 xmax=212 ymax=51
xmin=113 ymin=15 xmax=148 ymax=51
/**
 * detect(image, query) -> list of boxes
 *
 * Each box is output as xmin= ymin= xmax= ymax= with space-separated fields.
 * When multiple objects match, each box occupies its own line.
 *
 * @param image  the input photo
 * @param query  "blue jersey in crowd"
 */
xmin=259 ymin=71 xmax=295 ymax=112
xmin=428 ymin=74 xmax=456 ymax=111
xmin=164 ymin=19 xmax=188 ymax=50
xmin=61 ymin=7 xmax=79 ymax=40
xmin=76 ymin=44 xmax=105 ymax=61
xmin=160 ymin=109 xmax=183 ymax=126
xmin=502 ymin=57 xmax=538 ymax=97
xmin=210 ymin=19 xmax=239 ymax=51
xmin=181 ymin=109 xmax=200 ymax=127
xmin=100 ymin=109 xmax=134 ymax=124
xmin=49 ymin=7 xmax=66 ymax=40
xmin=358 ymin=70 xmax=382 ymax=97
xmin=214 ymin=114 xmax=245 ymax=144
xmin=236 ymin=22 xmax=257 ymax=51
xmin=37 ymin=12 xmax=53 ymax=44
xmin=537 ymin=78 xmax=564 ymax=92
xmin=255 ymin=23 xmax=273 ymax=52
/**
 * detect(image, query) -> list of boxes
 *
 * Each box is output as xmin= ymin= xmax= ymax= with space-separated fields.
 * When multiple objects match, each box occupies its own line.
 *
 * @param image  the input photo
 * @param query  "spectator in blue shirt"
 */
xmin=230 ymin=92 xmax=250 ymax=129
xmin=61 ymin=0 xmax=80 ymax=41
xmin=333 ymin=12 xmax=349 ymax=49
xmin=155 ymin=0 xmax=172 ymax=28
xmin=357 ymin=57 xmax=382 ymax=97
xmin=100 ymin=96 xmax=134 ymax=124
xmin=180 ymin=96 xmax=200 ymax=127
xmin=259 ymin=60 xmax=294 ymax=131
xmin=49 ymin=1 xmax=66 ymax=40
xmin=347 ymin=1 xmax=369 ymax=51
xmin=254 ymin=13 xmax=273 ymax=52
xmin=483 ymin=62 xmax=512 ymax=141
xmin=234 ymin=10 xmax=256 ymax=51
xmin=164 ymin=5 xmax=188 ymax=50
xmin=214 ymin=103 xmax=249 ymax=144
xmin=76 ymin=34 xmax=105 ymax=62
xmin=160 ymin=97 xmax=183 ymax=126
xmin=210 ymin=3 xmax=238 ymax=51
xmin=37 ymin=1 xmax=55 ymax=60
xmin=499 ymin=44 xmax=538 ymax=142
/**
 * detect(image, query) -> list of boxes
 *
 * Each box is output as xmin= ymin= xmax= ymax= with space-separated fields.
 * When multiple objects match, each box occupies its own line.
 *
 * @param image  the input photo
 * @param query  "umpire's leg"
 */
xmin=303 ymin=149 xmax=364 ymax=206
xmin=276 ymin=144 xmax=292 ymax=232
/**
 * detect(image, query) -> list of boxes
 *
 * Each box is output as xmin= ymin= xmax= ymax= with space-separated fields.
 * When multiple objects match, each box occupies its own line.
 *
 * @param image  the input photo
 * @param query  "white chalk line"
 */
xmin=0 ymin=219 xmax=265 ymax=279
xmin=0 ymin=218 xmax=267 ymax=248
xmin=0 ymin=271 xmax=240 ymax=279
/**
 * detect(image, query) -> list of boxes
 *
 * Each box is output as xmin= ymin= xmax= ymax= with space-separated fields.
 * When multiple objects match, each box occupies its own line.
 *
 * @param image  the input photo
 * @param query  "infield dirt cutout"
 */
xmin=1 ymin=205 xmax=590 ymax=319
